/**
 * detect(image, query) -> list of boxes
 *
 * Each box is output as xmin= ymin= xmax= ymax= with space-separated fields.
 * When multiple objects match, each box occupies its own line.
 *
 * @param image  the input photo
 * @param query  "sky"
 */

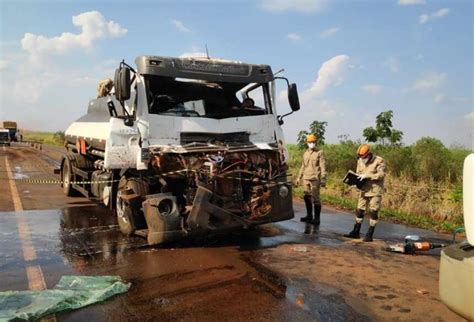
xmin=0 ymin=0 xmax=473 ymax=148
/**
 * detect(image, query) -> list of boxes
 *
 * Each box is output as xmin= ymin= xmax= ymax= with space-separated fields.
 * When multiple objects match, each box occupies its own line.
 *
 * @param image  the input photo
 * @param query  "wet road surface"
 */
xmin=0 ymin=144 xmax=465 ymax=321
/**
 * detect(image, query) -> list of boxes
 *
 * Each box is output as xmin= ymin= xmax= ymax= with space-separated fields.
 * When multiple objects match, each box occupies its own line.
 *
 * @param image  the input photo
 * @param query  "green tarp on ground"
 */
xmin=0 ymin=275 xmax=130 ymax=321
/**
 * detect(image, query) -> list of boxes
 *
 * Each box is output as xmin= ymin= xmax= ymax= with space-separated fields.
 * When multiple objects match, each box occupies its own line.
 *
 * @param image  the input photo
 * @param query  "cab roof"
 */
xmin=135 ymin=55 xmax=274 ymax=84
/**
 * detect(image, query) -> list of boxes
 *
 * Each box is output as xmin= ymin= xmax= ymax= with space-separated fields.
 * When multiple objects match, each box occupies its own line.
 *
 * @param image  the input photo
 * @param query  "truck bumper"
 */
xmin=142 ymin=181 xmax=294 ymax=245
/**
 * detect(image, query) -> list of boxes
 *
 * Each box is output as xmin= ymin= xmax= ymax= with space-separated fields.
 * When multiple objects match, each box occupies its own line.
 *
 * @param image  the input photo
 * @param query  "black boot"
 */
xmin=301 ymin=195 xmax=313 ymax=222
xmin=363 ymin=226 xmax=375 ymax=242
xmin=344 ymin=222 xmax=362 ymax=238
xmin=311 ymin=203 xmax=321 ymax=225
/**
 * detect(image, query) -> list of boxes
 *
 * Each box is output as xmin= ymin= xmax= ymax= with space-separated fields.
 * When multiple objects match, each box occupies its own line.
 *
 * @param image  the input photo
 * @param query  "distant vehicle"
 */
xmin=2 ymin=121 xmax=17 ymax=142
xmin=439 ymin=153 xmax=474 ymax=320
xmin=0 ymin=128 xmax=10 ymax=146
xmin=15 ymin=129 xmax=23 ymax=142
xmin=61 ymin=55 xmax=300 ymax=245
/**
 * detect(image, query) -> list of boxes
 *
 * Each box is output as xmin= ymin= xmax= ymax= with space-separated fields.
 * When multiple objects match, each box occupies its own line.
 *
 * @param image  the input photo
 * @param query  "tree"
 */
xmin=297 ymin=130 xmax=309 ymax=150
xmin=411 ymin=137 xmax=449 ymax=181
xmin=362 ymin=110 xmax=403 ymax=146
xmin=362 ymin=127 xmax=378 ymax=143
xmin=309 ymin=121 xmax=328 ymax=145
xmin=297 ymin=120 xmax=328 ymax=150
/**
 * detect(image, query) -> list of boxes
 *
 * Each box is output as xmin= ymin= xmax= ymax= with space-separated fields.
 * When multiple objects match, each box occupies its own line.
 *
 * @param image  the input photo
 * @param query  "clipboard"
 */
xmin=342 ymin=170 xmax=367 ymax=189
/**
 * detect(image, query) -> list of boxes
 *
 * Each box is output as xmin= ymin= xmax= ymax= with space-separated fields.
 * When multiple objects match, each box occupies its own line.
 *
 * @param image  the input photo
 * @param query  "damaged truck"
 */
xmin=61 ymin=55 xmax=300 ymax=245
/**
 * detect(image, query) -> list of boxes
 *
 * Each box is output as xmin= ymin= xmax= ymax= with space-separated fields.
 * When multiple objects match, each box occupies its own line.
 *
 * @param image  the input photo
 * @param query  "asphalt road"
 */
xmin=0 ymin=144 xmax=466 ymax=321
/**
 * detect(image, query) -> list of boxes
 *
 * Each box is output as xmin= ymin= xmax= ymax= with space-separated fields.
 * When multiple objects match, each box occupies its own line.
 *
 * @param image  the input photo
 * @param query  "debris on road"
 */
xmin=0 ymin=275 xmax=130 ymax=321
xmin=383 ymin=235 xmax=445 ymax=254
xmin=292 ymin=246 xmax=308 ymax=252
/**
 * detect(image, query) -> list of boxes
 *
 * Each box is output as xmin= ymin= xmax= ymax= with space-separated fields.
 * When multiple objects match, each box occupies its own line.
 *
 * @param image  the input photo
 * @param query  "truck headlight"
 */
xmin=279 ymin=185 xmax=289 ymax=199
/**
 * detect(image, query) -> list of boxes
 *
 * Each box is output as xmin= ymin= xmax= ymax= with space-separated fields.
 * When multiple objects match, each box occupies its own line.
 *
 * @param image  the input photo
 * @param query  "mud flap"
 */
xmin=142 ymin=194 xmax=185 ymax=245
xmin=187 ymin=186 xmax=249 ymax=233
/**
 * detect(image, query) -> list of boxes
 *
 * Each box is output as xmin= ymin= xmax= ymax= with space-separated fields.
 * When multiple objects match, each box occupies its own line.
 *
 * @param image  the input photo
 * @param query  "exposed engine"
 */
xmin=148 ymin=150 xmax=287 ymax=221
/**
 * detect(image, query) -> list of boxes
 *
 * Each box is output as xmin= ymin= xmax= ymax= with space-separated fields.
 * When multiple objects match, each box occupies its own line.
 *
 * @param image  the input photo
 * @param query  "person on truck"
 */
xmin=296 ymin=134 xmax=326 ymax=225
xmin=97 ymin=79 xmax=114 ymax=98
xmin=344 ymin=144 xmax=386 ymax=242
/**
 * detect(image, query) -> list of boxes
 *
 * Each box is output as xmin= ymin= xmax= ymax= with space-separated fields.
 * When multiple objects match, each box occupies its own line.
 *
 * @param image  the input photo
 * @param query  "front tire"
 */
xmin=116 ymin=177 xmax=149 ymax=236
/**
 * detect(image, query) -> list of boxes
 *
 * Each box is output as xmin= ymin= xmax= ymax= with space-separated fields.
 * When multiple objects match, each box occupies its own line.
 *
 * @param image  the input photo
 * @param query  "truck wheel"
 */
xmin=116 ymin=178 xmax=149 ymax=236
xmin=62 ymin=157 xmax=76 ymax=196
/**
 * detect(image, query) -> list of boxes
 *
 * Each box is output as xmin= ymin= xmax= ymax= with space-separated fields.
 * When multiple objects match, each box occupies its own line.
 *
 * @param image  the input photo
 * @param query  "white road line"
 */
xmin=4 ymin=151 xmax=23 ymax=211
xmin=4 ymin=147 xmax=57 ymax=321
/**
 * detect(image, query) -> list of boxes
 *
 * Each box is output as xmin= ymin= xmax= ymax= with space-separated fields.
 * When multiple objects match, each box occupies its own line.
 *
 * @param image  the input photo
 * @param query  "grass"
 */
xmin=22 ymin=130 xmax=64 ymax=147
xmin=289 ymin=146 xmax=464 ymax=234
xmin=294 ymin=185 xmax=460 ymax=232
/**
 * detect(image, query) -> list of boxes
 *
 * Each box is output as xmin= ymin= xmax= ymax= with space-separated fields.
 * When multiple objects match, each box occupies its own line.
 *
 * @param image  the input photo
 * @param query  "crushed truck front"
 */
xmin=64 ymin=55 xmax=300 ymax=244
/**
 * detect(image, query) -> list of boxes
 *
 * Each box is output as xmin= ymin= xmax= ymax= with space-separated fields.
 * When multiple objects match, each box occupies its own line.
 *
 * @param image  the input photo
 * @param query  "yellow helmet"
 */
xmin=357 ymin=144 xmax=371 ymax=157
xmin=306 ymin=134 xmax=317 ymax=143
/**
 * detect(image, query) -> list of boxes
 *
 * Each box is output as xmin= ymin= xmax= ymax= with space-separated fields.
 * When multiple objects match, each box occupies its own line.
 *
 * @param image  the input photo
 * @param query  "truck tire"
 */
xmin=62 ymin=157 xmax=75 ymax=196
xmin=116 ymin=177 xmax=149 ymax=236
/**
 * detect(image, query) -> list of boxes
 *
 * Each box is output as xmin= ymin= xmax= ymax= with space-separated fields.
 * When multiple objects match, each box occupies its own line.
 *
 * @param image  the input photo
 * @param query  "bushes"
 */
xmin=287 ymin=137 xmax=471 ymax=232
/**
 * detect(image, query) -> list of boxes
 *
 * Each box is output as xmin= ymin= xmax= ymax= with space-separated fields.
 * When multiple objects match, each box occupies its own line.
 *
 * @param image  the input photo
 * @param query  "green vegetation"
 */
xmin=291 ymin=110 xmax=470 ymax=232
xmin=289 ymin=137 xmax=470 ymax=232
xmin=362 ymin=110 xmax=403 ymax=146
xmin=22 ymin=130 xmax=65 ymax=147
xmin=297 ymin=120 xmax=328 ymax=149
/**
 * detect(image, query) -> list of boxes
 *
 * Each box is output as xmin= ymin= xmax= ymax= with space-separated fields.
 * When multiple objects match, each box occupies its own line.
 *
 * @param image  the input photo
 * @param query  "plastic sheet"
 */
xmin=0 ymin=275 xmax=130 ymax=321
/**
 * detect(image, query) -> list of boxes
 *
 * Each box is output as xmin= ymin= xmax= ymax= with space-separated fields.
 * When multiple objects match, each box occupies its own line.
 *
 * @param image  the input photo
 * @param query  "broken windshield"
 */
xmin=145 ymin=75 xmax=272 ymax=119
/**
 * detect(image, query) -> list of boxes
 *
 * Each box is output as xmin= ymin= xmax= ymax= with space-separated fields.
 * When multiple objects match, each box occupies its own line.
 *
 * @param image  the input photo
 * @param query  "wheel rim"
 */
xmin=116 ymin=190 xmax=128 ymax=224
xmin=63 ymin=161 xmax=70 ymax=190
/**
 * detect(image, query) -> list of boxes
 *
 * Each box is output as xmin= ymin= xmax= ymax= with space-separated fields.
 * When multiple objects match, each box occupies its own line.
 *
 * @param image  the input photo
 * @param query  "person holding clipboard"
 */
xmin=343 ymin=144 xmax=386 ymax=242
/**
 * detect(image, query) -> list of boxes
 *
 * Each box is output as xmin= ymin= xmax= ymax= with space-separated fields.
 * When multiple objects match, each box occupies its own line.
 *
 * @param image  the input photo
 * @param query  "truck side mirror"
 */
xmin=114 ymin=67 xmax=131 ymax=101
xmin=288 ymin=83 xmax=300 ymax=112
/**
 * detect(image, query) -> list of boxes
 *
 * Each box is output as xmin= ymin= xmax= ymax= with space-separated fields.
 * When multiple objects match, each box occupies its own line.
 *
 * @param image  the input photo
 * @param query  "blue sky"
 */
xmin=0 ymin=0 xmax=472 ymax=147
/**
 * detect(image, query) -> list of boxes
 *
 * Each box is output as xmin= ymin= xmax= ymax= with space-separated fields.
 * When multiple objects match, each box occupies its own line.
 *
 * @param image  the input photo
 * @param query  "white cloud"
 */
xmin=361 ymin=84 xmax=383 ymax=94
xmin=260 ymin=0 xmax=328 ymax=13
xmin=319 ymin=27 xmax=340 ymax=39
xmin=0 ymin=59 xmax=8 ymax=70
xmin=21 ymin=11 xmax=127 ymax=65
xmin=5 ymin=11 xmax=127 ymax=106
xmin=419 ymin=8 xmax=450 ymax=24
xmin=411 ymin=72 xmax=446 ymax=91
xmin=287 ymin=33 xmax=302 ymax=41
xmin=466 ymin=111 xmax=474 ymax=121
xmin=170 ymin=19 xmax=191 ymax=33
xmin=384 ymin=57 xmax=400 ymax=73
xmin=453 ymin=97 xmax=474 ymax=104
xmin=302 ymin=54 xmax=350 ymax=102
xmin=398 ymin=0 xmax=425 ymax=5
xmin=434 ymin=94 xmax=474 ymax=105
xmin=415 ymin=53 xmax=424 ymax=61
xmin=434 ymin=93 xmax=446 ymax=103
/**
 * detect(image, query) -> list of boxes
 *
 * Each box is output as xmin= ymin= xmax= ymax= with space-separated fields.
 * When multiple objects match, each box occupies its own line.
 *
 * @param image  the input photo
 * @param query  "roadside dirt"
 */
xmin=254 ymin=239 xmax=464 ymax=321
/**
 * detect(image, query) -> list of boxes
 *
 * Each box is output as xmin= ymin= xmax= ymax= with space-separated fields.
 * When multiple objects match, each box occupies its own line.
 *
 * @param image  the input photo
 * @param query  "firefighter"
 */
xmin=97 ymin=79 xmax=114 ymax=98
xmin=344 ymin=144 xmax=386 ymax=242
xmin=296 ymin=134 xmax=326 ymax=225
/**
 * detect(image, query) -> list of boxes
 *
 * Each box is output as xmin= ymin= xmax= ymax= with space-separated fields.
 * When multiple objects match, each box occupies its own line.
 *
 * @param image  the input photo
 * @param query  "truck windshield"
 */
xmin=145 ymin=76 xmax=272 ymax=119
xmin=0 ymin=132 xmax=9 ymax=141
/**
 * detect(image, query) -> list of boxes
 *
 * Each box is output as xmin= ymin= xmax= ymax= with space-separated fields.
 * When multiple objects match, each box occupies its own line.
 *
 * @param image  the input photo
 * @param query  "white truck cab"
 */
xmin=0 ymin=128 xmax=10 ymax=146
xmin=63 ymin=55 xmax=300 ymax=245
